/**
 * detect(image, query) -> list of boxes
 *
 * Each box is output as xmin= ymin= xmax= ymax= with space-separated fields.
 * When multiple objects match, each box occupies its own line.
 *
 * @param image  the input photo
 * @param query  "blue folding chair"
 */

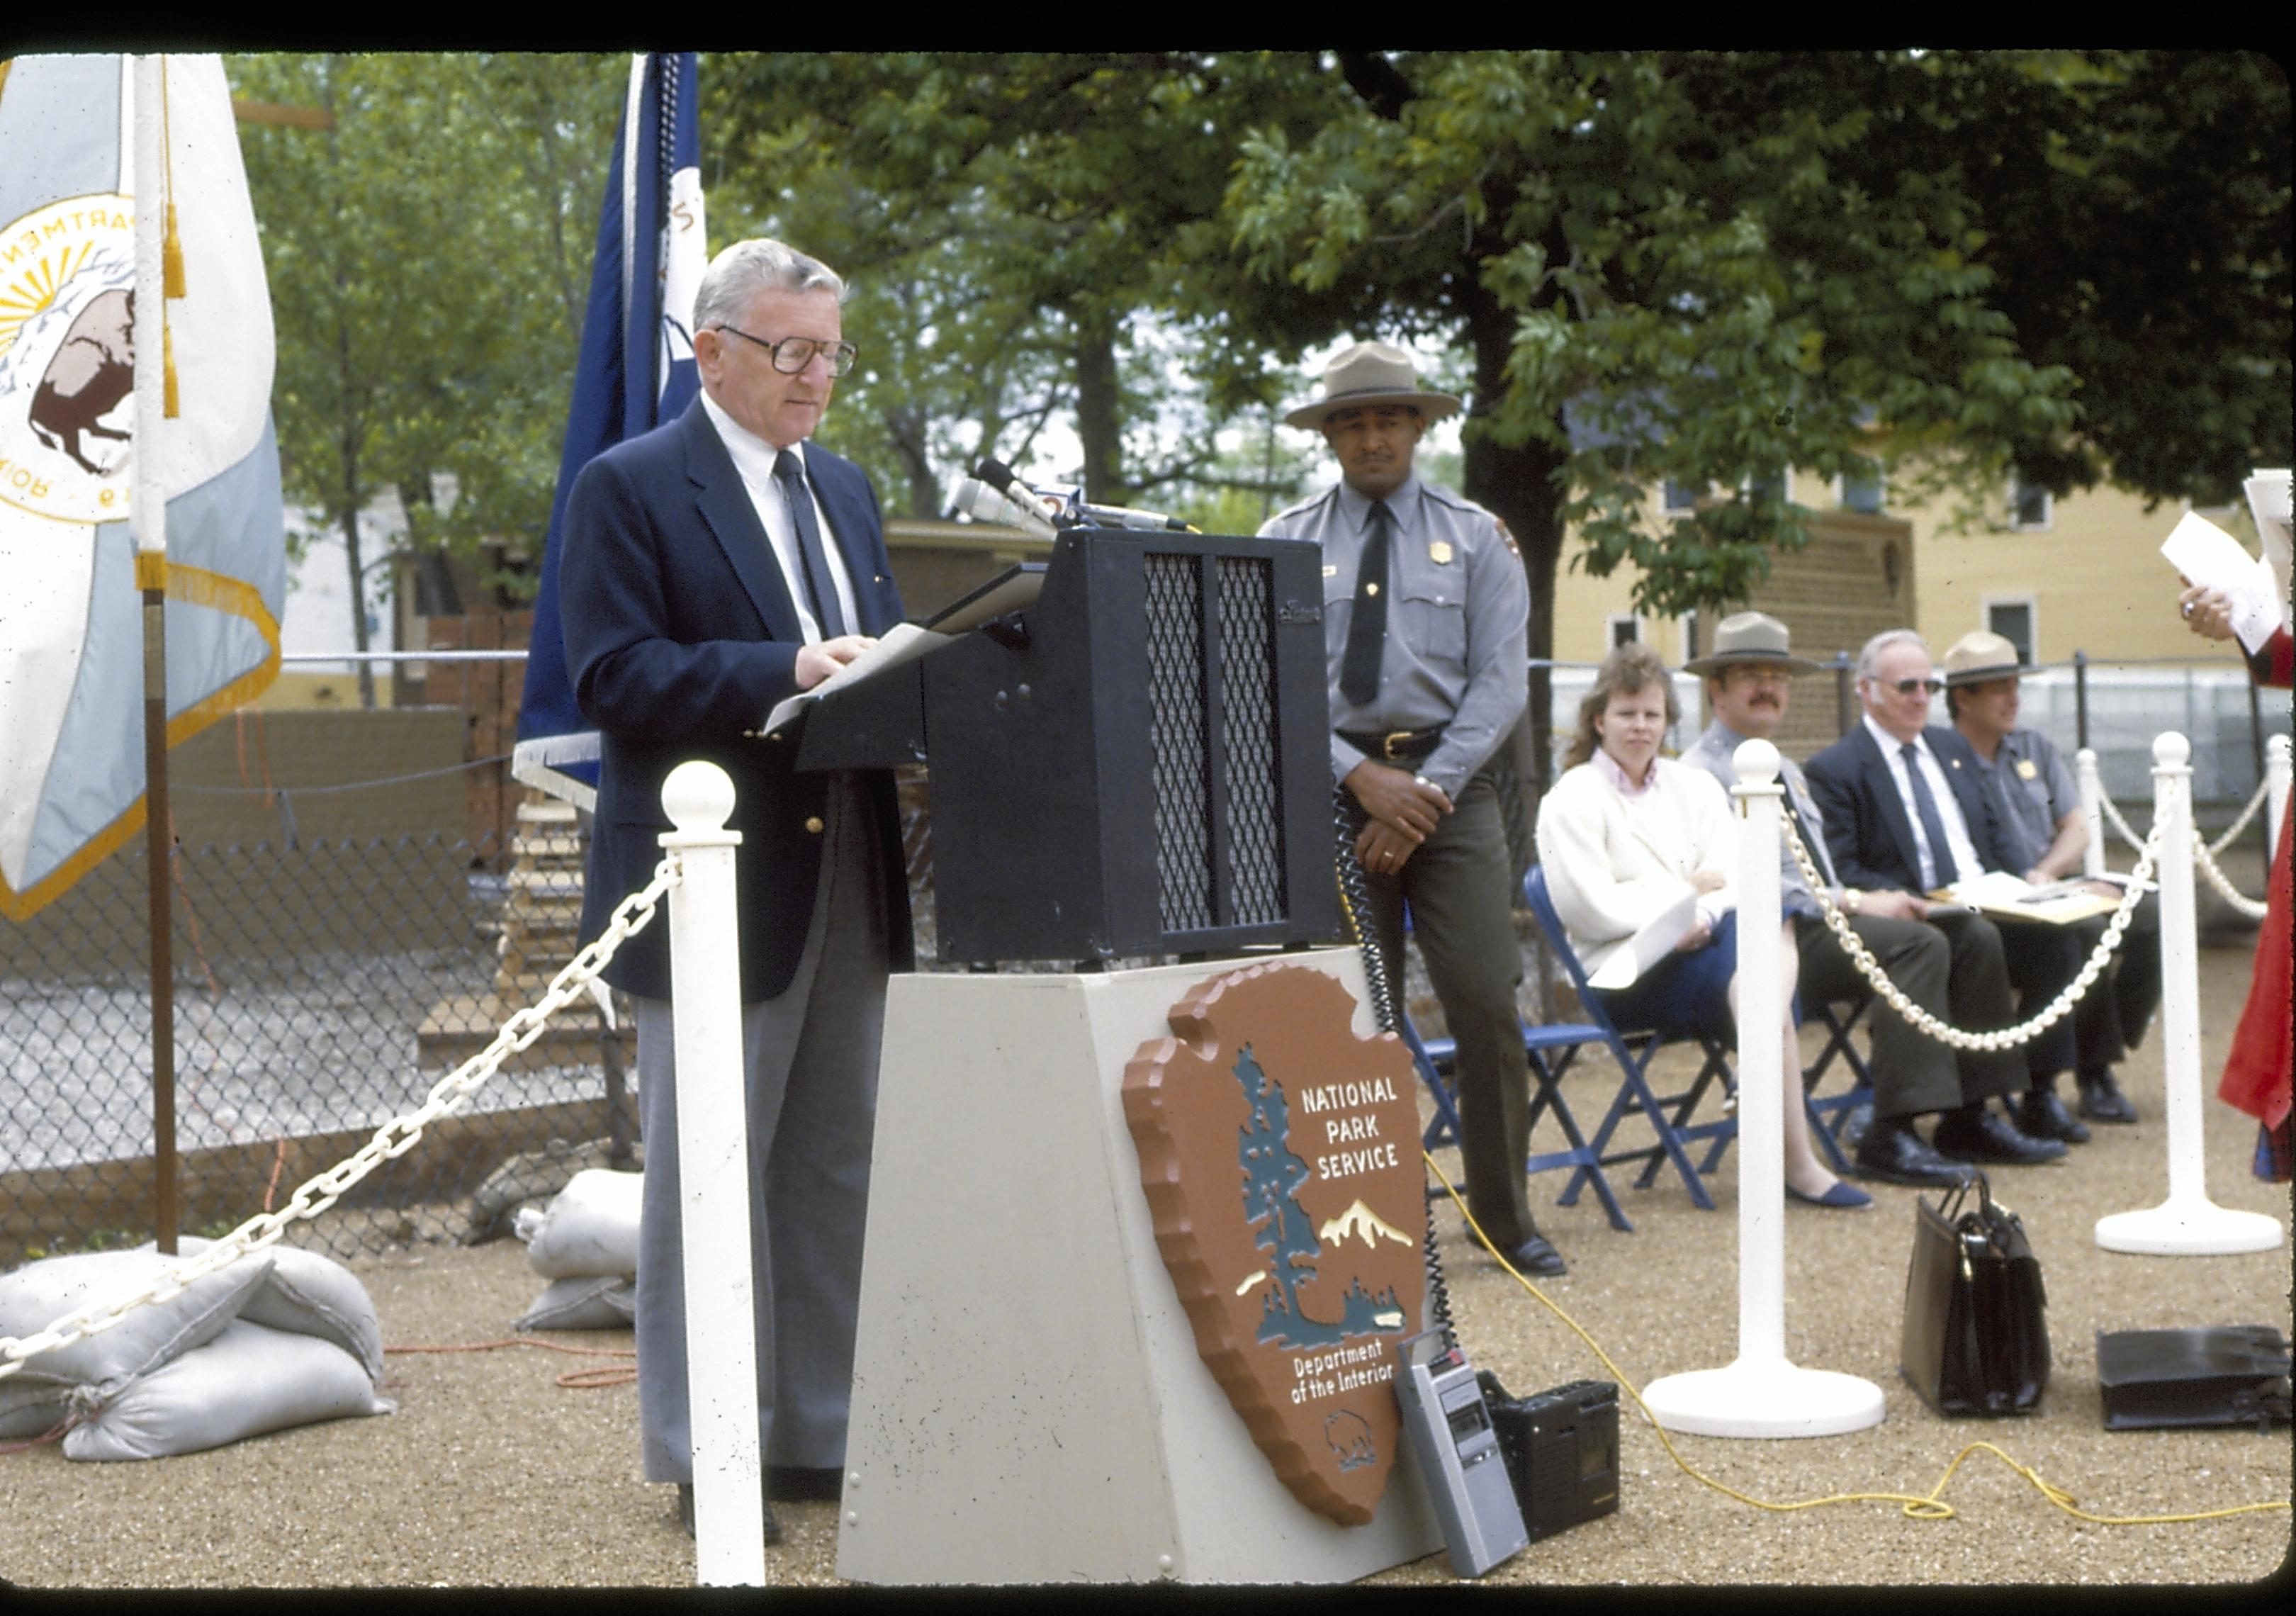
xmin=1404 ymin=1004 xmax=1635 ymax=1233
xmin=1801 ymin=994 xmax=1876 ymax=1167
xmin=1521 ymin=866 xmax=1740 ymax=1211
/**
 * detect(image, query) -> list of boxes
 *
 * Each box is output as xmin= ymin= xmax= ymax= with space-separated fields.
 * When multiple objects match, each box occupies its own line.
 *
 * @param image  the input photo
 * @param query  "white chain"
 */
xmin=2193 ymin=829 xmax=2272 ymax=920
xmin=2097 ymin=772 xmax=2271 ymax=860
xmin=0 ymin=854 xmax=683 ymax=1385
xmin=1783 ymin=817 xmax=2154 ymax=1052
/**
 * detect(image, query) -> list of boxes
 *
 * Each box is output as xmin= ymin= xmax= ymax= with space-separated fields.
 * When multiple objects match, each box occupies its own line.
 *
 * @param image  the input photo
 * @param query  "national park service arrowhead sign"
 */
xmin=1122 ymin=961 xmax=1425 ymax=1527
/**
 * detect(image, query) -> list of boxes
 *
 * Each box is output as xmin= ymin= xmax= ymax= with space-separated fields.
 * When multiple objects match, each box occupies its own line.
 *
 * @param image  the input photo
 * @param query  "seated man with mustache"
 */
xmin=1680 ymin=612 xmax=2064 ymax=1189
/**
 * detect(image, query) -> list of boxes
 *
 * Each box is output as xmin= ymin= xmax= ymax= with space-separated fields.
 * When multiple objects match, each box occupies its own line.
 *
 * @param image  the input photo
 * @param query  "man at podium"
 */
xmin=1260 ymin=342 xmax=1565 ymax=1278
xmin=558 ymin=237 xmax=913 ymax=1541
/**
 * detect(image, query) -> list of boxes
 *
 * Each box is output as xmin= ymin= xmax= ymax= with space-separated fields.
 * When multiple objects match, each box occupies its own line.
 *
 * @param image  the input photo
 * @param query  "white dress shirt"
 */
xmin=699 ymin=391 xmax=858 ymax=643
xmin=1861 ymin=713 xmax=1986 ymax=890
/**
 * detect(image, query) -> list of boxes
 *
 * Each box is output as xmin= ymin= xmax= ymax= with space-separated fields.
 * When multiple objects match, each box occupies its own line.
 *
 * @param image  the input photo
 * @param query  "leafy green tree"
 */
xmin=702 ymin=52 xmax=1344 ymax=517
xmin=1223 ymin=47 xmax=2287 ymax=778
xmin=227 ymin=52 xmax=624 ymax=704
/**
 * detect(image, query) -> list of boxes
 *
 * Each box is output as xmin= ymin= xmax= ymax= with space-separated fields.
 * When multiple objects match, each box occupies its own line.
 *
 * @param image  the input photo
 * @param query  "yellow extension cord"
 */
xmin=1422 ymin=1151 xmax=2290 ymax=1529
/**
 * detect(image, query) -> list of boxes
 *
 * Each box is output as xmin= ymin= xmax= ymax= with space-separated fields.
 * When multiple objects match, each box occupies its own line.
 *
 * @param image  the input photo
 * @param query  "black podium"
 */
xmin=795 ymin=527 xmax=1341 ymax=966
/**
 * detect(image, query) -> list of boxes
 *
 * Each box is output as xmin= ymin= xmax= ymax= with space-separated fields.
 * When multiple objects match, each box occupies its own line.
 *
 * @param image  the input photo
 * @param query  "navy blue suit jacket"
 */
xmin=558 ymin=398 xmax=913 ymax=1002
xmin=1802 ymin=722 xmax=2015 ymax=894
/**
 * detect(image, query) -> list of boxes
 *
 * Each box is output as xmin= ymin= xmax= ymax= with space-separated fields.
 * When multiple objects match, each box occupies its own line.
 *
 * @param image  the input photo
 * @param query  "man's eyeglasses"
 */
xmin=1874 ymin=676 xmax=1945 ymax=695
xmin=713 ymin=325 xmax=858 ymax=377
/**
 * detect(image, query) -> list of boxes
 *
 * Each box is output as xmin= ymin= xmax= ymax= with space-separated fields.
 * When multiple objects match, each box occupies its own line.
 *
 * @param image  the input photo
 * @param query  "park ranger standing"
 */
xmin=1260 ymin=341 xmax=1563 ymax=1277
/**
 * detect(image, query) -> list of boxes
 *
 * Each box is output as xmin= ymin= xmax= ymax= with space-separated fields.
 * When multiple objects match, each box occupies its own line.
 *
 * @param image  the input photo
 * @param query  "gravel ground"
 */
xmin=1 ymin=937 xmax=2288 ymax=1592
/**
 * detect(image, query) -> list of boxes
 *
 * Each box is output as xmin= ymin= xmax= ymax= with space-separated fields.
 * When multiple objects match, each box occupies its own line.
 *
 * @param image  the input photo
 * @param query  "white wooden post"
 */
xmin=2094 ymin=733 xmax=2283 ymax=1256
xmin=659 ymin=761 xmax=768 ymax=1585
xmin=1639 ymin=739 xmax=1884 ymax=1439
xmin=2076 ymin=747 xmax=2108 ymax=878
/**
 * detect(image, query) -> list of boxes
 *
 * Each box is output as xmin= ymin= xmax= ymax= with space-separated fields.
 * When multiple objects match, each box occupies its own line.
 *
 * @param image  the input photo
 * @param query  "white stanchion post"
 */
xmin=2095 ymin=733 xmax=2284 ymax=1257
xmin=659 ymin=761 xmax=768 ymax=1586
xmin=1639 ymin=740 xmax=1886 ymax=1439
xmin=2267 ymin=734 xmax=2291 ymax=863
xmin=2076 ymin=747 xmax=2108 ymax=878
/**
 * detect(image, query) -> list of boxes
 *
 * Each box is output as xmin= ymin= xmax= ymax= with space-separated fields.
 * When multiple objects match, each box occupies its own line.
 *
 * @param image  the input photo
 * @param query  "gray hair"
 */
xmin=691 ymin=238 xmax=845 ymax=333
xmin=1855 ymin=628 xmax=1929 ymax=683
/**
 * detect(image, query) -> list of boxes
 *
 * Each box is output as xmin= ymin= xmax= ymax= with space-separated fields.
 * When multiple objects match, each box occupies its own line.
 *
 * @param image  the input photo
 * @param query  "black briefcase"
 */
xmin=1900 ymin=1171 xmax=2049 ymax=1416
xmin=2095 ymin=1325 xmax=2292 ymax=1432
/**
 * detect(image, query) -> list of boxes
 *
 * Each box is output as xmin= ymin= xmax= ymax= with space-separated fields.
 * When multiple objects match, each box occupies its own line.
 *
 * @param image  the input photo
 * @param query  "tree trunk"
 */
xmin=1073 ymin=316 xmax=1127 ymax=504
xmin=1458 ymin=282 xmax=1568 ymax=848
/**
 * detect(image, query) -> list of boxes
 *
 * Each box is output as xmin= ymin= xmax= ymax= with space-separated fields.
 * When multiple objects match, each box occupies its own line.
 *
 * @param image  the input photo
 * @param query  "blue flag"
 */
xmin=514 ymin=51 xmax=703 ymax=807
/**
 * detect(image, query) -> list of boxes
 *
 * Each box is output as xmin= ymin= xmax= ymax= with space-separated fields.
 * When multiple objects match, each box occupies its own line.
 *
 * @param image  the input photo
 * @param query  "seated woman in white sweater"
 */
xmin=1534 ymin=644 xmax=1867 ymax=1210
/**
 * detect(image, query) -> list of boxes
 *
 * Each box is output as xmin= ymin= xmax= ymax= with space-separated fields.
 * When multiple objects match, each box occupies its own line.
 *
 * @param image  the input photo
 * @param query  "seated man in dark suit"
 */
xmin=1681 ymin=612 xmax=2057 ymax=1186
xmin=1804 ymin=629 xmax=2090 ymax=1158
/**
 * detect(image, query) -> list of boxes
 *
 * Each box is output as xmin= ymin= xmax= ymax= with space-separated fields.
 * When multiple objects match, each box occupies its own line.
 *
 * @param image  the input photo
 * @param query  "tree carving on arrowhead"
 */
xmin=1123 ymin=961 xmax=1424 ymax=1528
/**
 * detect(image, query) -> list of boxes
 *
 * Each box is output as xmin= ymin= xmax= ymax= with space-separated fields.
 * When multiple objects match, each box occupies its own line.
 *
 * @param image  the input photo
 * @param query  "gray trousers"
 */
xmin=1796 ymin=907 xmax=2026 ymax=1121
xmin=633 ymin=774 xmax=892 ymax=1483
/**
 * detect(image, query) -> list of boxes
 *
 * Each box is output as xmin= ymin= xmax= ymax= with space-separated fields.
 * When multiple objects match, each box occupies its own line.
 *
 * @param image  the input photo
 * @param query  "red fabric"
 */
xmin=2217 ymin=628 xmax=2292 ymax=1135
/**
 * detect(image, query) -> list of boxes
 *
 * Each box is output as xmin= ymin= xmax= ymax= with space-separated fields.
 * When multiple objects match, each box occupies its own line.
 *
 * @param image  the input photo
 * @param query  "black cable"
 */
xmin=1331 ymin=783 xmax=1458 ymax=1352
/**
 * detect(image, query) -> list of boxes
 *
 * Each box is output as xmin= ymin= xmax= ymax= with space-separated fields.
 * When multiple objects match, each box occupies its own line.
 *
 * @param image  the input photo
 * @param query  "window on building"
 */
xmin=1985 ymin=598 xmax=2036 ymax=665
xmin=1609 ymin=614 xmax=1641 ymax=649
xmin=2010 ymin=478 xmax=2053 ymax=532
xmin=1839 ymin=469 xmax=1885 ymax=514
xmin=1661 ymin=480 xmax=1701 ymax=516
xmin=1743 ymin=468 xmax=1789 ymax=505
xmin=1681 ymin=610 xmax=1700 ymax=665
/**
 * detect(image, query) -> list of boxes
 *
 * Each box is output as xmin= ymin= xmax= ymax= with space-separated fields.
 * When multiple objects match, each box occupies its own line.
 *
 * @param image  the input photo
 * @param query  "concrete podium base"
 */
xmin=835 ymin=951 xmax=1443 ymax=1586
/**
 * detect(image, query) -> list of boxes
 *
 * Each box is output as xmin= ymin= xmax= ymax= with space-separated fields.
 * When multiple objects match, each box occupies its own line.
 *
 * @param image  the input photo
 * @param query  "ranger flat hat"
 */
xmin=1940 ymin=629 xmax=2026 ymax=685
xmin=1682 ymin=610 xmax=1823 ymax=676
xmin=1284 ymin=340 xmax=1462 ymax=431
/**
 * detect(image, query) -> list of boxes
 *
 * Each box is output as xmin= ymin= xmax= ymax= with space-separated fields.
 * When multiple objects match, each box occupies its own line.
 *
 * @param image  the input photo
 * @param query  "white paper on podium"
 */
xmin=759 ymin=620 xmax=949 ymax=736
xmin=1587 ymin=888 xmax=1700 ymax=992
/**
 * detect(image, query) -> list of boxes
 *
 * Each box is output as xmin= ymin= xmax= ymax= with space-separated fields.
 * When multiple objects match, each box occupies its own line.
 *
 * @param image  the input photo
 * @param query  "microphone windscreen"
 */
xmin=974 ymin=457 xmax=1019 ymax=489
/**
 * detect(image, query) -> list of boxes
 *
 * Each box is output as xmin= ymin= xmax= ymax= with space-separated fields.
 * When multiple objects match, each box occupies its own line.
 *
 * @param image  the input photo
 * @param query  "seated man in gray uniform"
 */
xmin=1681 ymin=612 xmax=2063 ymax=1185
xmin=1259 ymin=340 xmax=1563 ymax=1277
xmin=1941 ymin=630 xmax=2159 ymax=1125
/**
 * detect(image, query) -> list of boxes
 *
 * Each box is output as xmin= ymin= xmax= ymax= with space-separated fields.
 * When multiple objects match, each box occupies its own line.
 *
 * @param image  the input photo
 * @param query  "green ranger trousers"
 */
xmin=1346 ymin=762 xmax=1539 ymax=1252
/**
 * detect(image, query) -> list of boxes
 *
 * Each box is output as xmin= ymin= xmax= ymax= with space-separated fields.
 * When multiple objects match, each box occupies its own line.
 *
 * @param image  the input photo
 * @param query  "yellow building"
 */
xmin=1551 ymin=468 xmax=2266 ymax=673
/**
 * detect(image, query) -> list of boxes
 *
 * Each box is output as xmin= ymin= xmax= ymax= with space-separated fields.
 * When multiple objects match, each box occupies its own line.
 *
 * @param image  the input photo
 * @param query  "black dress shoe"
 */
xmin=767 ymin=1465 xmax=844 ymax=1503
xmin=677 ymin=1482 xmax=784 ymax=1546
xmin=2076 ymin=1068 xmax=2137 ymax=1124
xmin=1837 ymin=1098 xmax=1874 ymax=1155
xmin=2015 ymin=1087 xmax=2091 ymax=1145
xmin=1852 ymin=1119 xmax=1975 ymax=1188
xmin=1484 ymin=1232 xmax=1567 ymax=1276
xmin=1934 ymin=1106 xmax=2069 ymax=1166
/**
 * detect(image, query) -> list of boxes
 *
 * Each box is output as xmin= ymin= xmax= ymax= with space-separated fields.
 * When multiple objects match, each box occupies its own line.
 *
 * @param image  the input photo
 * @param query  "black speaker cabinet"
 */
xmin=797 ymin=529 xmax=1340 ymax=967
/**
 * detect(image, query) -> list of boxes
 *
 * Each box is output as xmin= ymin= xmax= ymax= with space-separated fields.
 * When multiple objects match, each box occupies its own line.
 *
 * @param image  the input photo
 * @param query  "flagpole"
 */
xmin=133 ymin=54 xmax=179 ymax=1256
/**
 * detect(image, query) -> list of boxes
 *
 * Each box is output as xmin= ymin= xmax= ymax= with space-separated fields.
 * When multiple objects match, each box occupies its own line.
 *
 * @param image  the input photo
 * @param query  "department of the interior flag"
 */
xmin=0 ymin=54 xmax=286 ymax=919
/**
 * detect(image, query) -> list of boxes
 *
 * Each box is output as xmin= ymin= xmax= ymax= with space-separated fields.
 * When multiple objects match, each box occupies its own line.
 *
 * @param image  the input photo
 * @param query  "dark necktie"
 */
xmin=1338 ymin=500 xmax=1392 ymax=707
xmin=1901 ymin=742 xmax=1962 ymax=889
xmin=772 ymin=450 xmax=846 ymax=638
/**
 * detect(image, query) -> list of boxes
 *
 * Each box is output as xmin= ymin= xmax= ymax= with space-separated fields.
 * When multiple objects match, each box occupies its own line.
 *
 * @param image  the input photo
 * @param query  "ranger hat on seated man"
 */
xmin=1283 ymin=340 xmax=1462 ymax=431
xmin=1682 ymin=610 xmax=1825 ymax=677
xmin=1940 ymin=629 xmax=2026 ymax=686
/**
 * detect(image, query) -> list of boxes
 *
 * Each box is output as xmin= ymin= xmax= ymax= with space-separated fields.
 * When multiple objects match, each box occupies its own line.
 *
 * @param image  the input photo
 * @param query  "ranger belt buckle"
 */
xmin=1383 ymin=731 xmax=1417 ymax=760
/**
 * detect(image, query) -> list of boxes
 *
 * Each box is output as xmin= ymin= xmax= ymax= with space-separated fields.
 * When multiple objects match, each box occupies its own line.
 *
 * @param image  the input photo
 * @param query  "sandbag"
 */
xmin=62 ymin=1318 xmax=394 ymax=1461
xmin=516 ymin=1274 xmax=637 ymax=1332
xmin=159 ymin=1238 xmax=386 ymax=1382
xmin=516 ymin=1168 xmax=642 ymax=1279
xmin=0 ymin=1248 xmax=274 ymax=1418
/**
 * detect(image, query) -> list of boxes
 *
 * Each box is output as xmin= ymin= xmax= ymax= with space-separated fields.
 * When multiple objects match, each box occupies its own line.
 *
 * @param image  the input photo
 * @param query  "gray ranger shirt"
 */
xmin=1682 ymin=717 xmax=1843 ymax=919
xmin=1259 ymin=469 xmax=1529 ymax=800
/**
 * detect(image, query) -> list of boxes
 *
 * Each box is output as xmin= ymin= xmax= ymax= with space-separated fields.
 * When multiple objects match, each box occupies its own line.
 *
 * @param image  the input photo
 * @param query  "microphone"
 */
xmin=973 ymin=458 xmax=1193 ymax=532
xmin=950 ymin=476 xmax=1059 ymax=539
xmin=1068 ymin=499 xmax=1191 ymax=532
